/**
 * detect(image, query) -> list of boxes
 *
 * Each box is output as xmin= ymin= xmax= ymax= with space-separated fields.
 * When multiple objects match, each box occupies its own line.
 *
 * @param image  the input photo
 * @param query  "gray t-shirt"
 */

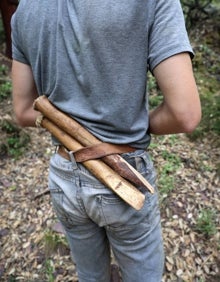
xmin=11 ymin=0 xmax=193 ymax=148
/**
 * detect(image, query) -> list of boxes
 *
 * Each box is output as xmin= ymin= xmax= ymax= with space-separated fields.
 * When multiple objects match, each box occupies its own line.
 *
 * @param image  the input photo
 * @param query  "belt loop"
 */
xmin=68 ymin=150 xmax=78 ymax=169
xmin=54 ymin=146 xmax=59 ymax=154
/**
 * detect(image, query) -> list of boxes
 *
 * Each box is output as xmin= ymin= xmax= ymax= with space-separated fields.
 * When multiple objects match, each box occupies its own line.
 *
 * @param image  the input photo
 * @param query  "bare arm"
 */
xmin=149 ymin=53 xmax=201 ymax=134
xmin=12 ymin=60 xmax=40 ymax=127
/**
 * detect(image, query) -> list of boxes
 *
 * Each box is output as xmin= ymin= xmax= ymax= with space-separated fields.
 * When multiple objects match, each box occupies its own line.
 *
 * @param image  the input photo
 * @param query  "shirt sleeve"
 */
xmin=11 ymin=12 xmax=29 ymax=65
xmin=148 ymin=0 xmax=194 ymax=72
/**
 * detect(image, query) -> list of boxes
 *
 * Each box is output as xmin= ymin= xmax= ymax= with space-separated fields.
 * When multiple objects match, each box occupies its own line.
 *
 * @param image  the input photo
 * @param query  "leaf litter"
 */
xmin=0 ymin=101 xmax=219 ymax=282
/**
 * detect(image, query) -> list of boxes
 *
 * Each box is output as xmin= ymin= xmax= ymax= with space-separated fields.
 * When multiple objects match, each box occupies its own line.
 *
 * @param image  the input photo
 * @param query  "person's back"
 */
xmin=12 ymin=0 xmax=194 ymax=147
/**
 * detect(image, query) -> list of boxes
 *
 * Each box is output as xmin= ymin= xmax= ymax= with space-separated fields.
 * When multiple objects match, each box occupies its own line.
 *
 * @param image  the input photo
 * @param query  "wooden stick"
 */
xmin=33 ymin=95 xmax=154 ymax=194
xmin=40 ymin=117 xmax=145 ymax=210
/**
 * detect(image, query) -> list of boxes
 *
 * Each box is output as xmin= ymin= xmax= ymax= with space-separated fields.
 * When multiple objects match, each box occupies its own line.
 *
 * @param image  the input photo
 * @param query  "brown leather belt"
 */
xmin=57 ymin=143 xmax=136 ymax=162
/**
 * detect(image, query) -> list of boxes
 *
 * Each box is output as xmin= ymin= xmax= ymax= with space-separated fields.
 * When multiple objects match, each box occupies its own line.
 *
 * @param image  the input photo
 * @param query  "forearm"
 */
xmin=149 ymin=102 xmax=196 ymax=135
xmin=14 ymin=107 xmax=41 ymax=127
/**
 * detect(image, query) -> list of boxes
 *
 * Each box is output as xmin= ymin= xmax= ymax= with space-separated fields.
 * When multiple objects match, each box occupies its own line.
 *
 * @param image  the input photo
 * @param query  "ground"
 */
xmin=0 ymin=72 xmax=219 ymax=281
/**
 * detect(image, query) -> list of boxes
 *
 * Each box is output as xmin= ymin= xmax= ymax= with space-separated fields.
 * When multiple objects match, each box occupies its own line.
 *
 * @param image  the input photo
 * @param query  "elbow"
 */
xmin=14 ymin=110 xmax=28 ymax=127
xmin=15 ymin=115 xmax=26 ymax=128
xmin=181 ymin=119 xmax=201 ymax=134
xmin=178 ymin=110 xmax=202 ymax=133
xmin=14 ymin=106 xmax=38 ymax=127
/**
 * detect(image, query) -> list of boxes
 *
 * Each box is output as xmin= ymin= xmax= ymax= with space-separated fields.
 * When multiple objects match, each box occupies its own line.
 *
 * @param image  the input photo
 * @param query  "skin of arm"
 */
xmin=149 ymin=52 xmax=201 ymax=135
xmin=12 ymin=60 xmax=40 ymax=127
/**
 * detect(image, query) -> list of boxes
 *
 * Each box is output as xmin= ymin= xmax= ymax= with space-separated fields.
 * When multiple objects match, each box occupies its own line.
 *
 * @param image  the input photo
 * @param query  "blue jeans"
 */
xmin=48 ymin=149 xmax=164 ymax=282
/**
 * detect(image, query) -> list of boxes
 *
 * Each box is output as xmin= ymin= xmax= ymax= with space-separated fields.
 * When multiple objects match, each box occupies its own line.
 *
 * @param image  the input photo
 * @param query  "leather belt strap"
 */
xmin=57 ymin=143 xmax=136 ymax=162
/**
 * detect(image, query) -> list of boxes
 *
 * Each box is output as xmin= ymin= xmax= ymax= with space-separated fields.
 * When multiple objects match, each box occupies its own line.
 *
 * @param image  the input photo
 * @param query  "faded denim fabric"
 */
xmin=48 ymin=150 xmax=164 ymax=282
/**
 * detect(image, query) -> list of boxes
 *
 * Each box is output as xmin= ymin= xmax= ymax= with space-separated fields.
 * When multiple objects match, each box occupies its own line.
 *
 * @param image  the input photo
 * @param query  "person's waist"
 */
xmin=56 ymin=143 xmax=137 ymax=162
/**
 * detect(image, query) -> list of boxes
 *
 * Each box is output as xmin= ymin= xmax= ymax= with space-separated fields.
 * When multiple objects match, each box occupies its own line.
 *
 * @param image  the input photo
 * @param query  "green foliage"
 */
xmin=40 ymin=230 xmax=69 ymax=281
xmin=158 ymin=170 xmax=175 ymax=195
xmin=0 ymin=81 xmax=12 ymax=101
xmin=8 ymin=275 xmax=16 ymax=282
xmin=148 ymin=72 xmax=157 ymax=92
xmin=195 ymin=208 xmax=217 ymax=237
xmin=0 ymin=120 xmax=30 ymax=159
xmin=158 ymin=150 xmax=182 ymax=195
xmin=43 ymin=230 xmax=68 ymax=258
xmin=187 ymin=90 xmax=220 ymax=140
xmin=189 ymin=41 xmax=220 ymax=139
xmin=150 ymin=136 xmax=183 ymax=198
xmin=1 ymin=119 xmax=19 ymax=134
xmin=0 ymin=18 xmax=5 ymax=44
xmin=181 ymin=0 xmax=217 ymax=28
xmin=44 ymin=259 xmax=55 ymax=282
xmin=148 ymin=73 xmax=163 ymax=108
xmin=201 ymin=94 xmax=220 ymax=134
xmin=161 ymin=150 xmax=181 ymax=166
xmin=0 ymin=64 xmax=9 ymax=75
xmin=149 ymin=94 xmax=163 ymax=109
